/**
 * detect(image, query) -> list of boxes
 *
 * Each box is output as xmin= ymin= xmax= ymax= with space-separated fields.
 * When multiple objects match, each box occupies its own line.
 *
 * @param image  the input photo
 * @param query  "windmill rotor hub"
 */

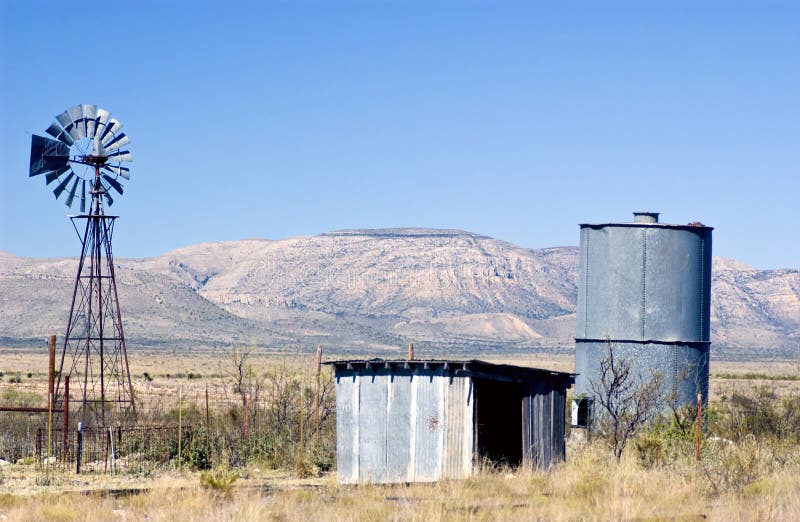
xmin=29 ymin=104 xmax=132 ymax=212
xmin=82 ymin=154 xmax=109 ymax=167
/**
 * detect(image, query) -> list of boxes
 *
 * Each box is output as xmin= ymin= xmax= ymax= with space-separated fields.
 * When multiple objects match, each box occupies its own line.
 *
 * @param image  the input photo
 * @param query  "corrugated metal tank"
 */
xmin=573 ymin=212 xmax=712 ymax=419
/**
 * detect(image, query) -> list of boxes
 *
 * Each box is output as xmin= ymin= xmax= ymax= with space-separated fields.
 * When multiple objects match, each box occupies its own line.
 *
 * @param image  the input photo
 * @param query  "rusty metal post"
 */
xmin=696 ymin=393 xmax=702 ymax=461
xmin=47 ymin=377 xmax=53 ymax=468
xmin=408 ymin=342 xmax=414 ymax=360
xmin=47 ymin=335 xmax=56 ymax=466
xmin=63 ymin=376 xmax=70 ymax=462
xmin=35 ymin=429 xmax=42 ymax=463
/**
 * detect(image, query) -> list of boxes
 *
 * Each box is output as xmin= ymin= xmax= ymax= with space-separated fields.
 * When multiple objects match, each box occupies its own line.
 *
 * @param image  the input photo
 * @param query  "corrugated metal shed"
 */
xmin=328 ymin=359 xmax=574 ymax=484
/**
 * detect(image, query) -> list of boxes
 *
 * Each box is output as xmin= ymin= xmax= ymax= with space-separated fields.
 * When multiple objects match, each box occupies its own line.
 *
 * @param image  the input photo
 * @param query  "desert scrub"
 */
xmin=200 ymin=465 xmax=238 ymax=494
xmin=700 ymin=436 xmax=776 ymax=495
xmin=710 ymin=386 xmax=800 ymax=444
xmin=633 ymin=405 xmax=699 ymax=469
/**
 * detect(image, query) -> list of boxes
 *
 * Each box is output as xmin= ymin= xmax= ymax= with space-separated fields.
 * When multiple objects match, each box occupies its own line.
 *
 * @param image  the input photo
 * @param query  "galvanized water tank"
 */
xmin=572 ymin=212 xmax=712 ymax=424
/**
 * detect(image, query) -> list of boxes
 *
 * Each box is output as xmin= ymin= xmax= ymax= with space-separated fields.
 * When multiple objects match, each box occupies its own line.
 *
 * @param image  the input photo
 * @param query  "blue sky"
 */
xmin=1 ymin=1 xmax=797 ymax=269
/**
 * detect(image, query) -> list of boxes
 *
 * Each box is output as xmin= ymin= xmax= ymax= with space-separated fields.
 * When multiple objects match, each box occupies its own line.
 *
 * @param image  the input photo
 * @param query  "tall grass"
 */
xmin=2 ymin=443 xmax=799 ymax=521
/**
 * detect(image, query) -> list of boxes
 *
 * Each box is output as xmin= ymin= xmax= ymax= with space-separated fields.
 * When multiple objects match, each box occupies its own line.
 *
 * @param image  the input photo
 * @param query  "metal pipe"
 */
xmin=0 ymin=406 xmax=64 ymax=413
xmin=48 ymin=335 xmax=56 ymax=401
xmin=633 ymin=212 xmax=659 ymax=223
xmin=76 ymin=422 xmax=83 ymax=474
xmin=63 ymin=376 xmax=70 ymax=462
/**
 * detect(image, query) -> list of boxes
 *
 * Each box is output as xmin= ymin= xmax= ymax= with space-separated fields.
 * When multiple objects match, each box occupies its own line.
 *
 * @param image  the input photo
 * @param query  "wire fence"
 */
xmin=35 ymin=425 xmax=196 ymax=473
xmin=4 ymin=355 xmax=337 ymax=475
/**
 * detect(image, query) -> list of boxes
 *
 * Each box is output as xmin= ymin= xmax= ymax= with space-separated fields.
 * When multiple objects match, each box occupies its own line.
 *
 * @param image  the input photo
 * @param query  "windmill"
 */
xmin=29 ymin=104 xmax=135 ymax=427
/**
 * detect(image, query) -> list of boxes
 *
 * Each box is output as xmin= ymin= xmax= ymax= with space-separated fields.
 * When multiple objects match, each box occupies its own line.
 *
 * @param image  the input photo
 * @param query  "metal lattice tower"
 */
xmin=29 ymin=104 xmax=136 ymax=427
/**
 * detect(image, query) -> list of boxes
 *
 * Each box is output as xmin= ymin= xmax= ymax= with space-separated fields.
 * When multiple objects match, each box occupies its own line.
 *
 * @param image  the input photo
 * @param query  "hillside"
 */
xmin=1 ymin=229 xmax=797 ymax=358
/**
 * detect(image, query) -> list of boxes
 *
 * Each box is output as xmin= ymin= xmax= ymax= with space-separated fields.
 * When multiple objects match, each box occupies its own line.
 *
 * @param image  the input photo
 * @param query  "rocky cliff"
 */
xmin=1 ymin=229 xmax=797 ymax=358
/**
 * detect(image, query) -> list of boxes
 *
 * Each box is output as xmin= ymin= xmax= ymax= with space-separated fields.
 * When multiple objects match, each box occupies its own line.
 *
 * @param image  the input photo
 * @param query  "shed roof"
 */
xmin=326 ymin=358 xmax=575 ymax=384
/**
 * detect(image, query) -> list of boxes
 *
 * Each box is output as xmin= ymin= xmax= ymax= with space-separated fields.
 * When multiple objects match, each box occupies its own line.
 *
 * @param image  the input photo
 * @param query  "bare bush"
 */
xmin=589 ymin=348 xmax=667 ymax=460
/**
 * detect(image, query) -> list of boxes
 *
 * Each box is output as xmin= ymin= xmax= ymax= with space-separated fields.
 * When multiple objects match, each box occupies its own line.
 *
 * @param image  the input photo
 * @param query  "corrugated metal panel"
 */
xmin=524 ymin=378 xmax=569 ymax=469
xmin=385 ymin=373 xmax=413 ymax=483
xmin=335 ymin=372 xmax=358 ymax=484
xmin=412 ymin=371 xmax=443 ymax=481
xmin=442 ymin=375 xmax=473 ymax=479
xmin=575 ymin=341 xmax=709 ymax=407
xmin=576 ymin=223 xmax=712 ymax=343
xmin=551 ymin=386 xmax=566 ymax=462
xmin=358 ymin=372 xmax=389 ymax=483
xmin=336 ymin=368 xmax=476 ymax=484
xmin=541 ymin=387 xmax=553 ymax=466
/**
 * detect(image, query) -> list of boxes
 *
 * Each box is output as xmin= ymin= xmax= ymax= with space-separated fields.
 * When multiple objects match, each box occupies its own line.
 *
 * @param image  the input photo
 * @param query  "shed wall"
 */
xmin=335 ymin=368 xmax=473 ymax=484
xmin=522 ymin=380 xmax=567 ymax=468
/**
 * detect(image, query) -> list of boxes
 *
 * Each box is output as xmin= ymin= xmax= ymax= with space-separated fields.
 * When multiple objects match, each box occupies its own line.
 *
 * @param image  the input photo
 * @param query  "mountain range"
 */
xmin=1 ymin=228 xmax=798 ymax=359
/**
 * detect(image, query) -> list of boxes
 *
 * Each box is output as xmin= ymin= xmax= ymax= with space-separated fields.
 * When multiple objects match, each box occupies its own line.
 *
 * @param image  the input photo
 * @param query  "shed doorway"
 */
xmin=473 ymin=378 xmax=523 ymax=466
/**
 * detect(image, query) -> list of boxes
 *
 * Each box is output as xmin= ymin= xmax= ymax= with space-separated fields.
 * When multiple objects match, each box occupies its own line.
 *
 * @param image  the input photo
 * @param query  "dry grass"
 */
xmin=1 ymin=441 xmax=799 ymax=521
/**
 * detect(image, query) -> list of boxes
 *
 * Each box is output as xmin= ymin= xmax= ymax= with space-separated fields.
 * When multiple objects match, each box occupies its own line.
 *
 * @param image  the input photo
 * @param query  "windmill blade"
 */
xmin=45 ymin=122 xmax=75 ymax=146
xmin=84 ymin=104 xmax=98 ymax=138
xmin=102 ymin=165 xmax=130 ymax=180
xmin=65 ymin=177 xmax=80 ymax=207
xmin=100 ymin=118 xmax=123 ymax=145
xmin=83 ymin=105 xmax=97 ymax=138
xmin=102 ymin=174 xmax=124 ymax=195
xmin=96 ymin=107 xmax=111 ymax=130
xmin=53 ymin=171 xmax=75 ymax=199
xmin=65 ymin=105 xmax=85 ymax=140
xmin=103 ymin=187 xmax=114 ymax=206
xmin=104 ymin=133 xmax=130 ymax=152
xmin=68 ymin=105 xmax=83 ymax=122
xmin=30 ymin=135 xmax=70 ymax=176
xmin=79 ymin=180 xmax=87 ymax=213
xmin=67 ymin=121 xmax=87 ymax=141
xmin=45 ymin=166 xmax=70 ymax=185
xmin=82 ymin=104 xmax=97 ymax=121
xmin=107 ymin=150 xmax=133 ymax=162
xmin=55 ymin=110 xmax=72 ymax=129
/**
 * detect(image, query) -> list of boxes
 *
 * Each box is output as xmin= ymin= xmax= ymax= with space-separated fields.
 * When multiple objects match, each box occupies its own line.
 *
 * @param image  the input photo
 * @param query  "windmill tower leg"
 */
xmin=55 ymin=211 xmax=135 ymax=427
